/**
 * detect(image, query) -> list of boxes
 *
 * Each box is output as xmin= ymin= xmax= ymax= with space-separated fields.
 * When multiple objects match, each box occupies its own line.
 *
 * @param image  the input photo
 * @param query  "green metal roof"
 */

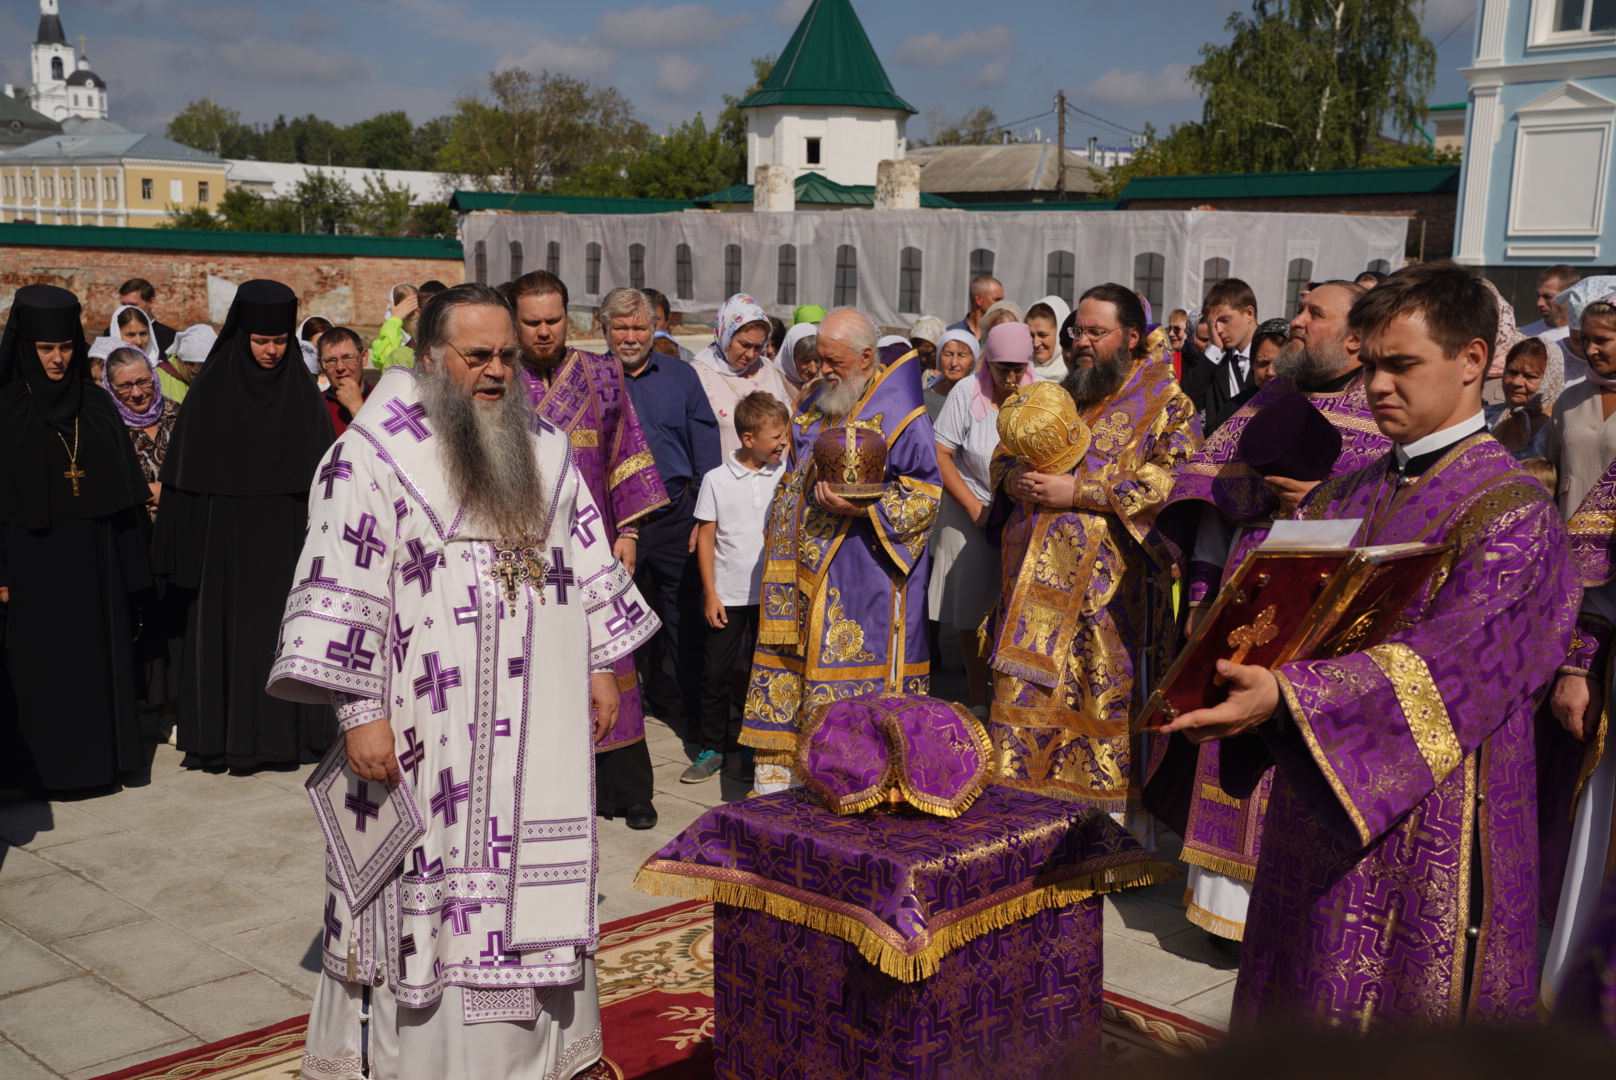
xmin=1426 ymin=102 xmax=1467 ymax=112
xmin=967 ymin=200 xmax=1122 ymax=212
xmin=0 ymin=221 xmax=462 ymax=259
xmin=448 ymin=190 xmax=698 ymax=214
xmin=739 ymin=0 xmax=916 ymax=115
xmin=1118 ymin=164 xmax=1460 ymax=203
xmin=701 ymin=172 xmax=956 ymax=208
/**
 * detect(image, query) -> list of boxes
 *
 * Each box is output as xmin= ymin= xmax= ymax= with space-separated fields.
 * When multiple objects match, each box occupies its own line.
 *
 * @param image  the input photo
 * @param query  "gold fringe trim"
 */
xmin=738 ymin=730 xmax=798 ymax=752
xmin=1184 ymin=897 xmax=1246 ymax=941
xmin=1197 ymin=782 xmax=1244 ymax=810
xmin=633 ymin=859 xmax=1180 ymax=983
xmin=757 ymin=629 xmax=798 ymax=646
xmin=1177 ymin=847 xmax=1258 ymax=883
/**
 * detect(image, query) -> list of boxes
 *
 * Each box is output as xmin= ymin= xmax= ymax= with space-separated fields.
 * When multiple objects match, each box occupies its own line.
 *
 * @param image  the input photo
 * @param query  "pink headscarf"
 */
xmin=971 ymin=321 xmax=1035 ymax=421
xmin=1482 ymin=279 xmax=1522 ymax=380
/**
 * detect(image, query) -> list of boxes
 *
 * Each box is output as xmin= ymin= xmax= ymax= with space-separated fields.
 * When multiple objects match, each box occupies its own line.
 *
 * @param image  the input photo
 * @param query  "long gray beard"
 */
xmin=1062 ymin=346 xmax=1132 ymax=408
xmin=818 ymin=369 xmax=872 ymax=418
xmin=420 ymin=365 xmax=547 ymax=539
xmin=1274 ymin=336 xmax=1352 ymax=391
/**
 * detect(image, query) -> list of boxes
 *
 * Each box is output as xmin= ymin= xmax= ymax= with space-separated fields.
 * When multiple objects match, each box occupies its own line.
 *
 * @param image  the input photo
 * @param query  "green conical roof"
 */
xmin=739 ymin=0 xmax=916 ymax=114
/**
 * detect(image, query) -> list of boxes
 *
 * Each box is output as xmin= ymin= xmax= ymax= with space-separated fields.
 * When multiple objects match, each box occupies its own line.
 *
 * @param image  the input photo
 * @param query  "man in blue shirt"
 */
xmin=604 ymin=288 xmax=722 ymax=753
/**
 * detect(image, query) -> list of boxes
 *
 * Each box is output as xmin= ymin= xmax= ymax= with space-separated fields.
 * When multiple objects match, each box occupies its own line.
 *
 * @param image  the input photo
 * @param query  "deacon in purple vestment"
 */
xmin=742 ymin=309 xmax=941 ymax=793
xmin=1149 ymin=280 xmax=1385 ymax=940
xmin=269 ymin=287 xmax=658 ymax=1079
xmin=509 ymin=271 xmax=668 ymax=824
xmin=1164 ymin=263 xmax=1580 ymax=1029
xmin=985 ymin=284 xmax=1199 ymax=840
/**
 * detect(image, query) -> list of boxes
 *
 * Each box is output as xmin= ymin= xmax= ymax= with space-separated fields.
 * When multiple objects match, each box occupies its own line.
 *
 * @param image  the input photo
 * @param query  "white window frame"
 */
xmin=1528 ymin=0 xmax=1616 ymax=50
xmin=1507 ymin=82 xmax=1615 ymax=238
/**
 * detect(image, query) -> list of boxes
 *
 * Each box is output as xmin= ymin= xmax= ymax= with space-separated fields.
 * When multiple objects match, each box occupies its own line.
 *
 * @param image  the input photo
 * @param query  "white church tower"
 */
xmin=741 ymin=0 xmax=914 ymax=188
xmin=29 ymin=1 xmax=109 ymax=123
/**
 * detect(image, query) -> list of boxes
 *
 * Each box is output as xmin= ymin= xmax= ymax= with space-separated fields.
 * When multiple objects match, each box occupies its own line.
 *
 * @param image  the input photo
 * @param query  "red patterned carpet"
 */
xmin=91 ymin=900 xmax=1218 ymax=1079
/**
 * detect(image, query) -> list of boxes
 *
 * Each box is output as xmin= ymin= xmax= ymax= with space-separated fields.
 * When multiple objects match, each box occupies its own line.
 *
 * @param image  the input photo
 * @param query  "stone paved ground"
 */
xmin=0 ymin=690 xmax=1233 ymax=1079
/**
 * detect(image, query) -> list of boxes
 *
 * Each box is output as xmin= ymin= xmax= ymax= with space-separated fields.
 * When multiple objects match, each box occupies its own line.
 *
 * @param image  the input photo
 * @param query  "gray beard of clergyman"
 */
xmin=1062 ymin=337 xmax=1134 ymax=408
xmin=420 ymin=356 xmax=548 ymax=539
xmin=818 ymin=367 xmax=873 ymax=418
xmin=1274 ymin=333 xmax=1353 ymax=392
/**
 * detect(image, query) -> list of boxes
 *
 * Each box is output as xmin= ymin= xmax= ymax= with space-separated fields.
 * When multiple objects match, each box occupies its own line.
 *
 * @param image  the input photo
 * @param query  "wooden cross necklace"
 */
xmin=58 ymin=416 xmax=84 ymax=496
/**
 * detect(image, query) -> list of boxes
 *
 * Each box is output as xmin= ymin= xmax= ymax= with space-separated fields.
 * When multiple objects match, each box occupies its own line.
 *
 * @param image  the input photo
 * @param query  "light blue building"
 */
xmin=1455 ymin=0 xmax=1616 ymax=290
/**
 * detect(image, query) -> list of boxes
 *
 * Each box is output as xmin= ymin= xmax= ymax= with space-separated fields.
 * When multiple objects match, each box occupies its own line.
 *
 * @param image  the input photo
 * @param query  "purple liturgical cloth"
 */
xmin=797 ymin=694 xmax=992 ymax=817
xmin=743 ymin=347 xmax=941 ymax=773
xmin=1554 ymin=868 xmax=1616 ymax=1041
xmin=1148 ymin=373 xmax=1389 ymax=932
xmin=525 ymin=348 xmax=667 ymax=752
xmin=1229 ymin=434 xmax=1579 ymax=1028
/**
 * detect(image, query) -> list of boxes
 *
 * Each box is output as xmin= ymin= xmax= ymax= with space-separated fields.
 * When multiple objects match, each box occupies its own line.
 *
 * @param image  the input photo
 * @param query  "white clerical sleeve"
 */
xmin=570 ymin=471 xmax=660 ymax=672
xmin=267 ymin=436 xmax=400 ymax=705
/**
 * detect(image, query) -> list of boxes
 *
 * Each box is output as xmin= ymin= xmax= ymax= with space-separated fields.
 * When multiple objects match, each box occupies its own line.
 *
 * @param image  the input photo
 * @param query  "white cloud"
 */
xmin=497 ymin=39 xmax=616 ymax=79
xmin=774 ymin=0 xmax=811 ymax=28
xmin=596 ymin=5 xmax=753 ymax=51
xmin=214 ymin=40 xmax=363 ymax=85
xmin=1077 ymin=63 xmax=1199 ymax=111
xmin=894 ymin=26 xmax=1015 ymax=68
xmin=653 ymin=53 xmax=707 ymax=94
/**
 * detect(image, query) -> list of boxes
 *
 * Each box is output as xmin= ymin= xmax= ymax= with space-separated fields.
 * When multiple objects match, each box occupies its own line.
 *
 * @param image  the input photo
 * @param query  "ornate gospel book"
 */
xmin=1134 ymin=521 xmax=1448 ymax=732
xmin=307 ymin=741 xmax=426 ymax=912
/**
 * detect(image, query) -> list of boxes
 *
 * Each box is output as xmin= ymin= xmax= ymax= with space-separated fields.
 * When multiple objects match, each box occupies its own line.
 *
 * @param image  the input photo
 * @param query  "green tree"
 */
xmin=413 ymin=116 xmax=454 ymax=171
xmin=718 ymin=55 xmax=775 ymax=148
xmin=919 ymin=106 xmax=1003 ymax=147
xmin=558 ymin=114 xmax=745 ymax=199
xmin=1181 ymin=0 xmax=1436 ymax=174
xmin=159 ymin=204 xmax=225 ymax=230
xmin=291 ymin=170 xmax=356 ymax=233
xmin=438 ymin=69 xmax=649 ymax=194
xmin=262 ymin=114 xmax=351 ymax=166
xmin=347 ymin=111 xmax=417 ymax=170
xmin=166 ymin=98 xmax=262 ymax=158
xmin=350 ymin=174 xmax=415 ymax=236
xmin=411 ymin=202 xmax=456 ymax=238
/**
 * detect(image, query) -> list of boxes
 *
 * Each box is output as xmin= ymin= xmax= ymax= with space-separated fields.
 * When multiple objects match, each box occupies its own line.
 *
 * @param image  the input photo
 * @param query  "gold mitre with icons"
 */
xmin=996 ymin=383 xmax=1092 ymax=475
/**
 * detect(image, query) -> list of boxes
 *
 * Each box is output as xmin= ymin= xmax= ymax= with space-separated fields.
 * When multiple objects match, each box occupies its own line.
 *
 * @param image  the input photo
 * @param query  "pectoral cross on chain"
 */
xmin=488 ymin=542 xmax=548 ymax=616
xmin=1214 ymin=604 xmax=1278 ymax=685
xmin=63 ymin=464 xmax=85 ymax=496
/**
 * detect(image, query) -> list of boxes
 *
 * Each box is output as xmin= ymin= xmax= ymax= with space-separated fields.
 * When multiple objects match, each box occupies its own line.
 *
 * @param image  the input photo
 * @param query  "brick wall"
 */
xmin=0 ymin=245 xmax=463 ymax=338
xmin=1126 ymin=192 xmax=1456 ymax=260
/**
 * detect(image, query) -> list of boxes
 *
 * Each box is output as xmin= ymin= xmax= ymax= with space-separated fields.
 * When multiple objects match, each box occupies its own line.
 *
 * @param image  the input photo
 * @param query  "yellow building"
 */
xmin=0 ymin=130 xmax=227 ymax=228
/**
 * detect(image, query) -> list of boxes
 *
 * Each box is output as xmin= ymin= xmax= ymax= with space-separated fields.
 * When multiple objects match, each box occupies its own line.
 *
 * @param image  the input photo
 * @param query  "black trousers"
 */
xmin=595 ymin=741 xmax=654 ymax=815
xmin=633 ymin=489 xmax=707 ymax=733
xmin=698 ymin=604 xmax=757 ymax=773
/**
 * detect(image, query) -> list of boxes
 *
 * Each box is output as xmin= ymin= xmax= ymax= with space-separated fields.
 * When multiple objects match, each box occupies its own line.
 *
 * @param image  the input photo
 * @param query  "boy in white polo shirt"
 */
xmin=683 ymin=392 xmax=791 ymax=783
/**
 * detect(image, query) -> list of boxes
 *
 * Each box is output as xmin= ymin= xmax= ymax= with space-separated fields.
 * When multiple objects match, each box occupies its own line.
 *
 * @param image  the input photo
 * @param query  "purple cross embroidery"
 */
xmin=344 ymin=780 xmax=382 ymax=832
xmin=467 ymin=717 xmax=512 ymax=742
xmin=441 ymin=898 xmax=482 ymax=936
xmin=478 ymin=931 xmax=521 ymax=967
xmin=572 ymin=503 xmax=601 ymax=548
xmin=399 ymin=727 xmax=426 ymax=784
xmin=299 ymin=556 xmax=338 ymax=588
xmin=544 ymin=546 xmax=575 ymax=605
xmin=326 ymin=627 xmax=375 ymax=672
xmin=605 ymin=596 xmax=648 ymax=637
xmin=343 ymin=514 xmax=387 ymax=569
xmin=408 ymin=845 xmax=443 ymax=878
xmin=391 ymin=615 xmax=413 ymax=673
xmin=318 ymin=444 xmax=354 ymax=500
xmin=398 ymin=934 xmax=416 ymax=977
xmin=488 ymin=817 xmax=512 ymax=867
xmin=429 ymin=767 xmax=469 ymax=827
xmin=508 ymin=634 xmax=528 ymax=679
xmin=413 ymin=652 xmax=461 ymax=713
xmin=453 ymin=586 xmax=478 ymax=626
xmin=394 ymin=497 xmax=409 ymax=522
xmin=323 ymin=895 xmax=344 ymax=949
xmin=400 ymin=540 xmax=442 ymax=597
xmin=381 ymin=398 xmax=432 ymax=442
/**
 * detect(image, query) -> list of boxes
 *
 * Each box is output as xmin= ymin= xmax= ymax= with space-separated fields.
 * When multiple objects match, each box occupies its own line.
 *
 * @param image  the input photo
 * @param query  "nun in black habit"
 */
xmin=152 ymin=280 xmax=336 ymax=773
xmin=0 ymin=284 xmax=153 ymax=793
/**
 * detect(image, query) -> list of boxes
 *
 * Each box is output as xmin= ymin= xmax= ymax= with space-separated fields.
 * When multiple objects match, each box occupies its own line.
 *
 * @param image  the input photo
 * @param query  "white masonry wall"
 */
xmin=746 ymin=105 xmax=907 ymax=188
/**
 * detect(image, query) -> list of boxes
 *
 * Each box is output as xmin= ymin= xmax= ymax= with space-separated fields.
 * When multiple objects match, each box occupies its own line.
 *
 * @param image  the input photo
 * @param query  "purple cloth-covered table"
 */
xmin=637 ymin=786 xmax=1170 ymax=1078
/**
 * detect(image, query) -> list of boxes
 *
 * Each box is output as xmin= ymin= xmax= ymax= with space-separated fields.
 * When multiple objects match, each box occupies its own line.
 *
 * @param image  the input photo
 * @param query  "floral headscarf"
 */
xmin=1558 ymin=276 xmax=1616 ymax=330
xmin=699 ymin=293 xmax=770 ymax=375
xmin=1481 ymin=279 xmax=1522 ymax=379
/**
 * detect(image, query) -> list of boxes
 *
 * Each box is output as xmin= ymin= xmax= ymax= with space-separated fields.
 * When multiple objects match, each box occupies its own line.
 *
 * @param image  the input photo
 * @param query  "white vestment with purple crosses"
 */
xmin=268 ymin=367 xmax=658 ymax=1080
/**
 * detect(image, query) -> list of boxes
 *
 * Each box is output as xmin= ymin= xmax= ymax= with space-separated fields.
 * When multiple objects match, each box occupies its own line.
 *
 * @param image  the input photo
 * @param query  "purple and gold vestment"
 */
xmin=1231 ymin=435 xmax=1579 ymax=1028
xmin=1151 ymin=373 xmax=1389 ymax=934
xmin=525 ymin=348 xmax=667 ymax=753
xmin=983 ymin=356 xmax=1198 ymax=829
xmin=741 ymin=347 xmax=941 ymax=778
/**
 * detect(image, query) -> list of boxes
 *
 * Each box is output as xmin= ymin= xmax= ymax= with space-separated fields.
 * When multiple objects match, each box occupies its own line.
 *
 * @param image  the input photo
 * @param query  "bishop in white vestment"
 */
xmin=268 ymin=286 xmax=658 ymax=1080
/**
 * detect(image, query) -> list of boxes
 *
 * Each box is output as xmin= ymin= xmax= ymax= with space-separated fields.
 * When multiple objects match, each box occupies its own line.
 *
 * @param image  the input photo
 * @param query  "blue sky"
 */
xmin=1 ymin=0 xmax=1482 ymax=148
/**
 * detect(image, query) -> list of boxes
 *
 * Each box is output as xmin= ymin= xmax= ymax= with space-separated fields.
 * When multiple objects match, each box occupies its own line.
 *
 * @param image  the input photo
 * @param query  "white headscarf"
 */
xmin=1559 ymin=277 xmax=1616 ymax=330
xmin=1025 ymin=294 xmax=1073 ymax=381
xmin=385 ymin=281 xmax=415 ymax=322
xmin=296 ymin=316 xmax=325 ymax=375
xmin=88 ymin=336 xmax=121 ymax=362
xmin=1026 ymin=295 xmax=1072 ymax=330
xmin=777 ymin=321 xmax=818 ymax=385
xmin=108 ymin=304 xmax=161 ymax=367
xmin=877 ymin=335 xmax=910 ymax=349
xmin=697 ymin=293 xmax=770 ymax=376
xmin=168 ymin=324 xmax=219 ymax=364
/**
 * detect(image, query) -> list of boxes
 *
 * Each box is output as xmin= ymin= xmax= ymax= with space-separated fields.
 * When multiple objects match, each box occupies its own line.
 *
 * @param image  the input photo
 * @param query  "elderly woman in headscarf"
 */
xmin=909 ymin=315 xmax=945 ymax=376
xmin=1025 ymin=295 xmax=1071 ymax=383
xmin=155 ymin=324 xmax=216 ymax=406
xmin=777 ymin=321 xmax=822 ymax=410
xmin=925 ymin=328 xmax=980 ymax=422
xmin=692 ymin=294 xmax=793 ymax=458
xmin=1484 ymin=337 xmax=1556 ymax=460
xmin=929 ymin=322 xmax=1035 ymax=715
xmin=1544 ymin=277 xmax=1616 ymax=518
